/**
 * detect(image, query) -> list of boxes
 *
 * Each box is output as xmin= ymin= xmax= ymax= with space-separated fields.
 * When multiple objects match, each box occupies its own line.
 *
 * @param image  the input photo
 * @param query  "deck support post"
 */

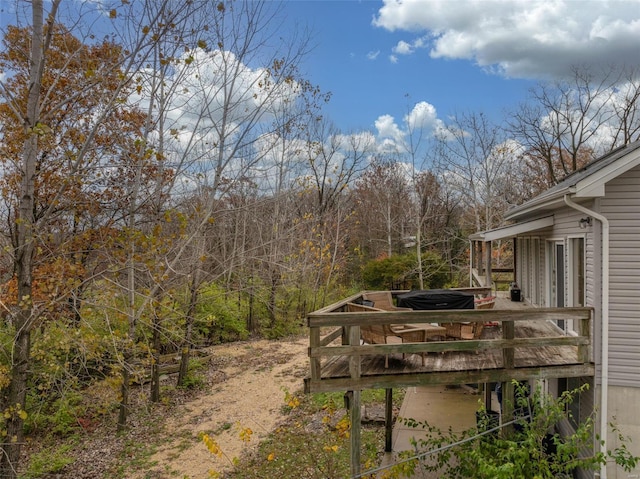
xmin=385 ymin=388 xmax=393 ymax=452
xmin=483 ymin=382 xmax=492 ymax=411
xmin=501 ymin=319 xmax=515 ymax=435
xmin=348 ymin=390 xmax=361 ymax=477
xmin=347 ymin=325 xmax=362 ymax=477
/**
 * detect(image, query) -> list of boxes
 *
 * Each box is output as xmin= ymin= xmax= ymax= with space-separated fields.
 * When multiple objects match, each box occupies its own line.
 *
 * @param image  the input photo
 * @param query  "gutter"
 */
xmin=563 ymin=195 xmax=610 ymax=479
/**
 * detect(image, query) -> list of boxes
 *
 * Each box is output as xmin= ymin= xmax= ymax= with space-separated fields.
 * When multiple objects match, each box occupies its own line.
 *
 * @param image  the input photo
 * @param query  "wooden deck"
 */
xmin=305 ymin=291 xmax=595 ymax=393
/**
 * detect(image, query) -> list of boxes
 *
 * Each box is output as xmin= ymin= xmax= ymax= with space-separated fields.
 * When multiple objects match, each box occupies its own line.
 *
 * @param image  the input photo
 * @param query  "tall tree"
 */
xmin=434 ymin=111 xmax=512 ymax=233
xmin=0 ymin=3 xmax=60 ymax=477
xmin=351 ymin=160 xmax=412 ymax=259
xmin=0 ymin=0 xmax=204 ymax=471
xmin=507 ymin=66 xmax=637 ymax=190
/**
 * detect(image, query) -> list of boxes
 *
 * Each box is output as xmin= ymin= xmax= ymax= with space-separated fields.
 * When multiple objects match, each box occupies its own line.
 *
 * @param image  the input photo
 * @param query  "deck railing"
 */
xmin=306 ymin=298 xmax=593 ymax=393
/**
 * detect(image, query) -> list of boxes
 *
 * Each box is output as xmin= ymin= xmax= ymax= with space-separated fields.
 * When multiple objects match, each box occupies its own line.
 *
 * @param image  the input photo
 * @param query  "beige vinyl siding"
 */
xmin=601 ymin=165 xmax=640 ymax=387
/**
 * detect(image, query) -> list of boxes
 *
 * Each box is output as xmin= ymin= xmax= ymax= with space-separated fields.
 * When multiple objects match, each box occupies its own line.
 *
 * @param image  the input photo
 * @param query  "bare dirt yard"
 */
xmin=64 ymin=336 xmax=310 ymax=478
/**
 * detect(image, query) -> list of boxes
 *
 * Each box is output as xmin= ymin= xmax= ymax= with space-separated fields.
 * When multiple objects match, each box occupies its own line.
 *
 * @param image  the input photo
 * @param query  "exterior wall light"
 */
xmin=579 ymin=217 xmax=592 ymax=229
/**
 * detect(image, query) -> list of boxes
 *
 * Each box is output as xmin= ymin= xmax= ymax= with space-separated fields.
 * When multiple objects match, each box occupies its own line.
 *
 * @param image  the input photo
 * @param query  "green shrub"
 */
xmin=197 ymin=284 xmax=249 ymax=344
xmin=390 ymin=382 xmax=639 ymax=479
xmin=24 ymin=443 xmax=75 ymax=478
xmin=362 ymin=251 xmax=449 ymax=290
xmin=25 ymin=390 xmax=86 ymax=437
xmin=177 ymin=358 xmax=206 ymax=390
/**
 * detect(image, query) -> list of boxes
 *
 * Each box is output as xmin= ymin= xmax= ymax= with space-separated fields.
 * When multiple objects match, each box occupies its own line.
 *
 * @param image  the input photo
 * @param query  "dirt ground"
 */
xmin=141 ymin=337 xmax=310 ymax=478
xmin=61 ymin=336 xmax=310 ymax=479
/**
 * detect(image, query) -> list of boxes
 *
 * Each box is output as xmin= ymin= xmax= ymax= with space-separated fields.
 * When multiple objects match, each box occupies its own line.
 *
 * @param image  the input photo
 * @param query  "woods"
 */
xmin=2 ymin=1 xmax=640 ymax=477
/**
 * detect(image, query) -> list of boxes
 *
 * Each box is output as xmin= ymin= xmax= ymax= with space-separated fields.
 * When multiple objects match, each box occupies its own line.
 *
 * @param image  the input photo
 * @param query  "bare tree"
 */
xmin=112 ymin=0 xmax=314 ymax=418
xmin=300 ymin=120 xmax=373 ymax=305
xmin=608 ymin=67 xmax=640 ymax=147
xmin=507 ymin=66 xmax=627 ymax=188
xmin=352 ymin=159 xmax=412 ymax=259
xmin=434 ymin=111 xmax=512 ymax=232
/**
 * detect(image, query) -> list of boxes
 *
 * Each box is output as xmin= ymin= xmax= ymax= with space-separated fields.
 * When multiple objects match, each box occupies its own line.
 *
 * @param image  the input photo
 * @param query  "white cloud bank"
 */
xmin=373 ymin=0 xmax=640 ymax=79
xmin=374 ymin=101 xmax=447 ymax=153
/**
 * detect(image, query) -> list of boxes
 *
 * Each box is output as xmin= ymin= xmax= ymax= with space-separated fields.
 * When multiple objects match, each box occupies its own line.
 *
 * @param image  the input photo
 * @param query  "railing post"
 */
xmin=578 ymin=310 xmax=591 ymax=363
xmin=501 ymin=319 xmax=515 ymax=435
xmin=309 ymin=326 xmax=321 ymax=381
xmin=502 ymin=319 xmax=515 ymax=369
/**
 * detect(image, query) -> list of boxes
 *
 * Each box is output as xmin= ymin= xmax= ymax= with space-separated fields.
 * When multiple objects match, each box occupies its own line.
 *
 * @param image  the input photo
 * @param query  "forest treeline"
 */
xmin=2 ymin=1 xmax=640 ymax=477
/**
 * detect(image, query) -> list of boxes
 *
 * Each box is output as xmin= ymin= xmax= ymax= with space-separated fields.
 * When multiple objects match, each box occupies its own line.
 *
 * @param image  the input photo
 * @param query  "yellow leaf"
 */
xmin=109 ymin=9 xmax=117 ymax=18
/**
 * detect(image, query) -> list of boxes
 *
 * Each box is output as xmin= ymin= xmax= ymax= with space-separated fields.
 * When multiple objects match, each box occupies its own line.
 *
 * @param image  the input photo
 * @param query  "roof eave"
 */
xmin=505 ymin=186 xmax=576 ymax=221
xmin=470 ymin=215 xmax=554 ymax=242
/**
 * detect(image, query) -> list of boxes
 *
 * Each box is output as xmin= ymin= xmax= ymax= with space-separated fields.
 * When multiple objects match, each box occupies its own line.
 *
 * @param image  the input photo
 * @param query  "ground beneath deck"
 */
xmin=378 ymin=384 xmax=492 ymax=478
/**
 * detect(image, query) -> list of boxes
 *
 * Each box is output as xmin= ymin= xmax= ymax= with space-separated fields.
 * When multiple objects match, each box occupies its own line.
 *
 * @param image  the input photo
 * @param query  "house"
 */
xmin=470 ymin=140 xmax=640 ymax=479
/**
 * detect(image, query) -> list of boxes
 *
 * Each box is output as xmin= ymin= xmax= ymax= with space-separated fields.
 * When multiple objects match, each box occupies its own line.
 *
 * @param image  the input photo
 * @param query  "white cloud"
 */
xmin=389 ymin=54 xmax=398 ymax=64
xmin=374 ymin=101 xmax=447 ymax=153
xmin=367 ymin=50 xmax=380 ymax=60
xmin=373 ymin=0 xmax=640 ymax=80
xmin=404 ymin=101 xmax=442 ymax=131
xmin=375 ymin=114 xmax=404 ymax=143
xmin=392 ymin=40 xmax=413 ymax=55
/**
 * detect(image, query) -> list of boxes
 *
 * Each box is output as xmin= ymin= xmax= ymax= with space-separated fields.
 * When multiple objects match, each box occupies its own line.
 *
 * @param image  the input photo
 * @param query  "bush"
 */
xmin=177 ymin=358 xmax=207 ymax=390
xmin=389 ymin=382 xmax=639 ymax=479
xmin=25 ymin=390 xmax=86 ymax=437
xmin=197 ymin=284 xmax=249 ymax=344
xmin=362 ymin=252 xmax=449 ymax=290
xmin=24 ymin=443 xmax=75 ymax=478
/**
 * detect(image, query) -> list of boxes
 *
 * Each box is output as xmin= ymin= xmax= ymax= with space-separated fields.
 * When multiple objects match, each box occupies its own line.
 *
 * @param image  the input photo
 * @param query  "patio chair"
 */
xmin=346 ymin=302 xmax=431 ymax=366
xmin=460 ymin=321 xmax=485 ymax=340
xmin=474 ymin=296 xmax=496 ymax=310
xmin=443 ymin=322 xmax=463 ymax=339
xmin=362 ymin=291 xmax=413 ymax=312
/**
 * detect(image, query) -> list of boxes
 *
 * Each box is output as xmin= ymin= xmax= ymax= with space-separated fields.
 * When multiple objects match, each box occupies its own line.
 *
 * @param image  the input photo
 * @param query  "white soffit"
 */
xmin=471 ymin=216 xmax=554 ymax=242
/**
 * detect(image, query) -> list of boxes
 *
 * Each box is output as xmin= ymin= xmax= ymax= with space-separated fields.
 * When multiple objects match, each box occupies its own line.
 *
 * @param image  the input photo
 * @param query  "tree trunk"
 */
xmin=268 ymin=271 xmax=278 ymax=328
xmin=117 ymin=365 xmax=131 ymax=431
xmin=150 ymin=308 xmax=161 ymax=402
xmin=0 ymin=2 xmax=54 ymax=476
xmin=247 ymin=277 xmax=258 ymax=334
xmin=178 ymin=238 xmax=204 ymax=387
xmin=177 ymin=281 xmax=198 ymax=387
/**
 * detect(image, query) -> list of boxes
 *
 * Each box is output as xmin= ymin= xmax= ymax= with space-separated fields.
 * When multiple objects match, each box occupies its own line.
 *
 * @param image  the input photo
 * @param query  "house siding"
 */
xmin=601 ymin=165 xmax=640 ymax=388
xmin=515 ymin=206 xmax=600 ymax=367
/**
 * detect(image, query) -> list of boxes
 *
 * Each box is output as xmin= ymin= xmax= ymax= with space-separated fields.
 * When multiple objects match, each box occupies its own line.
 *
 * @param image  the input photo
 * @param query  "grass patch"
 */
xmin=23 ymin=443 xmax=76 ymax=478
xmin=222 ymin=388 xmax=405 ymax=479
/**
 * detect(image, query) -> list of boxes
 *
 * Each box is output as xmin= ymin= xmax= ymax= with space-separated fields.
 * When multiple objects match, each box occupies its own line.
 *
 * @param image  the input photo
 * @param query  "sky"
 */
xmin=2 ymin=0 xmax=640 ymax=153
xmin=280 ymin=0 xmax=640 ymax=138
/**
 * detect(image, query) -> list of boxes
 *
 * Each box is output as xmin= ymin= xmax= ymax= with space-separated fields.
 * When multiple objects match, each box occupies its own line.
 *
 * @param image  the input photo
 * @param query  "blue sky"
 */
xmin=3 ymin=0 xmax=640 ymax=148
xmin=280 ymin=0 xmax=640 ymax=137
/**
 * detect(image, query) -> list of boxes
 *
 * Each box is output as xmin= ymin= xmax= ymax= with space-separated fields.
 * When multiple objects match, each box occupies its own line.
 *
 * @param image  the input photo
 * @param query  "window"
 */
xmin=547 ymin=240 xmax=565 ymax=328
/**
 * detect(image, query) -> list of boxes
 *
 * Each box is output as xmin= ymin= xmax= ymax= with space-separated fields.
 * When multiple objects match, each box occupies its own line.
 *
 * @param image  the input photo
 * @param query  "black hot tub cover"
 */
xmin=396 ymin=289 xmax=475 ymax=310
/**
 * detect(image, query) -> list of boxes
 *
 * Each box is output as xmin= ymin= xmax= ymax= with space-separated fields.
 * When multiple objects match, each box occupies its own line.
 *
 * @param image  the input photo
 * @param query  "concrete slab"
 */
xmin=393 ymin=384 xmax=481 ymax=451
xmin=376 ymin=385 xmax=483 ymax=478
